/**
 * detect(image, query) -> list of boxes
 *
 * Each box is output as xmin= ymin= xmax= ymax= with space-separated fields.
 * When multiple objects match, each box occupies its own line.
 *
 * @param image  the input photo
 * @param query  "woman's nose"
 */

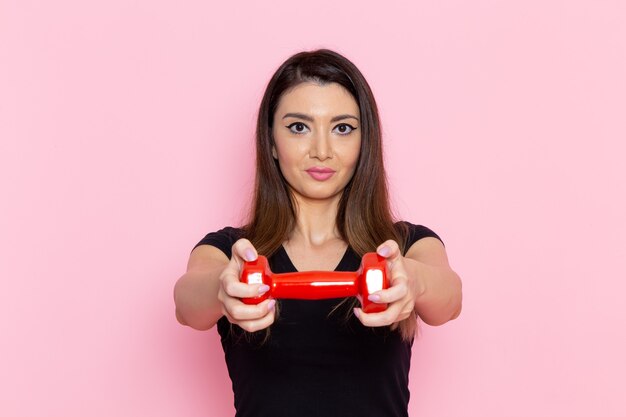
xmin=309 ymin=130 xmax=332 ymax=160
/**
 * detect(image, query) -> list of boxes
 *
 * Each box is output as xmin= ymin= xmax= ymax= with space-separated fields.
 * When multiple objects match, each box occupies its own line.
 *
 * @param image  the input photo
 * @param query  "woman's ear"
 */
xmin=271 ymin=146 xmax=278 ymax=159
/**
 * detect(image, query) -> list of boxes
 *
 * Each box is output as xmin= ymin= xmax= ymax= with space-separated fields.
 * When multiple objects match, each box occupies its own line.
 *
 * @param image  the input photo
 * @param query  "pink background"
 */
xmin=1 ymin=1 xmax=625 ymax=416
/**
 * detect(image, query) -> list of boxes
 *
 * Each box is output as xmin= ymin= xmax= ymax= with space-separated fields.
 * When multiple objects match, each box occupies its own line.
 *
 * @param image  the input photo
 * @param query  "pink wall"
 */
xmin=1 ymin=1 xmax=624 ymax=416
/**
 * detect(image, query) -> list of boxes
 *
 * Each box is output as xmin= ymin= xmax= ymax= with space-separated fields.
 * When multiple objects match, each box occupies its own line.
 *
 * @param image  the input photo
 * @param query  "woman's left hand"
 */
xmin=353 ymin=240 xmax=422 ymax=330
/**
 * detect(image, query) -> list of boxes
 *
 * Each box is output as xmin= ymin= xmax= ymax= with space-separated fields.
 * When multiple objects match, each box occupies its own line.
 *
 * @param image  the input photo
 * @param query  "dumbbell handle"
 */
xmin=264 ymin=271 xmax=359 ymax=299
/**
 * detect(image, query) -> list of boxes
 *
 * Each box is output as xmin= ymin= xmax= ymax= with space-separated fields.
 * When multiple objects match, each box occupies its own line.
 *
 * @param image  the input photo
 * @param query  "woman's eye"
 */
xmin=287 ymin=122 xmax=309 ymax=134
xmin=333 ymin=123 xmax=357 ymax=135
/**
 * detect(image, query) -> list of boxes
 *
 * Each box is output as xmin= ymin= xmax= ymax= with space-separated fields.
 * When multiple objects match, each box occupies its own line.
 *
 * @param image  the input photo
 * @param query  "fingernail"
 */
xmin=244 ymin=248 xmax=256 ymax=262
xmin=258 ymin=284 xmax=270 ymax=294
xmin=378 ymin=246 xmax=390 ymax=257
xmin=267 ymin=300 xmax=276 ymax=311
xmin=368 ymin=294 xmax=381 ymax=302
xmin=353 ymin=308 xmax=361 ymax=319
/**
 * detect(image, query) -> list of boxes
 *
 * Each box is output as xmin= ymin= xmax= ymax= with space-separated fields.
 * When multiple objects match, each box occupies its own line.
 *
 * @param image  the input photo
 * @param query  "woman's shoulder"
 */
xmin=192 ymin=226 xmax=245 ymax=259
xmin=394 ymin=220 xmax=444 ymax=249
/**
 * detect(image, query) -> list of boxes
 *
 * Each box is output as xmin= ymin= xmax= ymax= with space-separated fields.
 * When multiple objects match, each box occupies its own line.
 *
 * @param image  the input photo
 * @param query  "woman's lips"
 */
xmin=306 ymin=167 xmax=336 ymax=181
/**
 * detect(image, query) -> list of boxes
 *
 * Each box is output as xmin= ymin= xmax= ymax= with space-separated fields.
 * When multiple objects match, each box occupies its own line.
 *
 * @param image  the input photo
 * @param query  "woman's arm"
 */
xmin=173 ymin=245 xmax=230 ymax=330
xmin=403 ymin=237 xmax=462 ymax=326
xmin=173 ymin=240 xmax=276 ymax=331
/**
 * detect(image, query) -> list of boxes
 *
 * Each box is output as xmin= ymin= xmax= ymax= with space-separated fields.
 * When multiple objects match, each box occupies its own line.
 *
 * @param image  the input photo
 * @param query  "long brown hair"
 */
xmin=241 ymin=49 xmax=417 ymax=341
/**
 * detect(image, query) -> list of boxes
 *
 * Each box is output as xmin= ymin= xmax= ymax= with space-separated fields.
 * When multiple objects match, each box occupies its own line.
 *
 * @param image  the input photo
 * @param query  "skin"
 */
xmin=174 ymin=81 xmax=462 ymax=332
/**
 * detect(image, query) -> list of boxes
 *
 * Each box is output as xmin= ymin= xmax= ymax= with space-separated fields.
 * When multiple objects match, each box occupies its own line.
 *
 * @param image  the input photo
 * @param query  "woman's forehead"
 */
xmin=275 ymin=82 xmax=359 ymax=119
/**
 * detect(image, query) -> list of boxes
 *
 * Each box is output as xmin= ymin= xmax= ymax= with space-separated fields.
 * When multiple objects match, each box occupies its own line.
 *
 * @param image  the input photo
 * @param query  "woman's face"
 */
xmin=271 ymin=81 xmax=361 ymax=203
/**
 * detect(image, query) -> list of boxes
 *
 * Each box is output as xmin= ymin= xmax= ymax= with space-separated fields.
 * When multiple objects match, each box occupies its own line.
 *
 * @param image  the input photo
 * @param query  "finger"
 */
xmin=368 ymin=278 xmax=408 ymax=304
xmin=224 ymin=278 xmax=270 ymax=299
xmin=368 ymin=260 xmax=409 ymax=303
xmin=227 ymin=298 xmax=276 ymax=322
xmin=376 ymin=240 xmax=401 ymax=261
xmin=354 ymin=306 xmax=395 ymax=327
xmin=385 ymin=304 xmax=416 ymax=331
xmin=221 ymin=266 xmax=270 ymax=298
xmin=222 ymin=298 xmax=276 ymax=324
xmin=221 ymin=304 xmax=238 ymax=325
xmin=354 ymin=302 xmax=404 ymax=327
xmin=353 ymin=307 xmax=364 ymax=325
xmin=231 ymin=238 xmax=258 ymax=268
xmin=233 ymin=303 xmax=277 ymax=333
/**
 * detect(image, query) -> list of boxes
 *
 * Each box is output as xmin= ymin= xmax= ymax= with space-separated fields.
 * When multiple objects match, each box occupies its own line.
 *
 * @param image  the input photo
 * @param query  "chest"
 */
xmin=282 ymin=241 xmax=348 ymax=271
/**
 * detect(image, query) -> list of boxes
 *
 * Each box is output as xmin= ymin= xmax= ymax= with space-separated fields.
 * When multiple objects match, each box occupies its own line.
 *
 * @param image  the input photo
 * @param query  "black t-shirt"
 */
xmin=194 ymin=221 xmax=442 ymax=417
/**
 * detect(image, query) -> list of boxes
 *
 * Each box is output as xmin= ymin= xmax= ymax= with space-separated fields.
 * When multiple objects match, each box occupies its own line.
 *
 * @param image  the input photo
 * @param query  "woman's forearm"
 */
xmin=405 ymin=258 xmax=462 ymax=326
xmin=174 ymin=266 xmax=226 ymax=330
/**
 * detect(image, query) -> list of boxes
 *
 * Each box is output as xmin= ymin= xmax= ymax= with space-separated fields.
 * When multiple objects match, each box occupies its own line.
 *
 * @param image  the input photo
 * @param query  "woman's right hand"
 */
xmin=217 ymin=239 xmax=276 ymax=332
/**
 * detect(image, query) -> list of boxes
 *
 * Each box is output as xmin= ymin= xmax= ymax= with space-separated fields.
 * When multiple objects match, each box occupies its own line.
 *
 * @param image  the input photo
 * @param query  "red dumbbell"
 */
xmin=240 ymin=252 xmax=389 ymax=313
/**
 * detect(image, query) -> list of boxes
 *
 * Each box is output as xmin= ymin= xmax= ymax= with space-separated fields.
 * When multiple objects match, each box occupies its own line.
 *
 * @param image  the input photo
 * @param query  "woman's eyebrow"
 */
xmin=282 ymin=112 xmax=360 ymax=123
xmin=331 ymin=114 xmax=359 ymax=123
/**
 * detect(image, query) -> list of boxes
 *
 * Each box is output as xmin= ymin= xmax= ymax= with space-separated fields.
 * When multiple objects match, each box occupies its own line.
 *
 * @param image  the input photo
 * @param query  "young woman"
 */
xmin=174 ymin=49 xmax=462 ymax=417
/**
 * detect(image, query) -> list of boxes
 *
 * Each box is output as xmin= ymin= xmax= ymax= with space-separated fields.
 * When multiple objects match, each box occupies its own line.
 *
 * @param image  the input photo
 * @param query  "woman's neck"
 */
xmin=289 ymin=193 xmax=342 ymax=247
xmin=283 ymin=193 xmax=349 ymax=271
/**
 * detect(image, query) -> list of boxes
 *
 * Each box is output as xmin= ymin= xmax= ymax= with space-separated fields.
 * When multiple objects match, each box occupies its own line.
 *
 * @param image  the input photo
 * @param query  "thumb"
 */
xmin=231 ymin=238 xmax=258 ymax=269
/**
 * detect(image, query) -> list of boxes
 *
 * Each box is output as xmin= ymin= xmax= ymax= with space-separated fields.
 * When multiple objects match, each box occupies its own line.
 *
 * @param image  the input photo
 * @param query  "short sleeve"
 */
xmin=192 ymin=226 xmax=245 ymax=259
xmin=396 ymin=221 xmax=444 ymax=255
